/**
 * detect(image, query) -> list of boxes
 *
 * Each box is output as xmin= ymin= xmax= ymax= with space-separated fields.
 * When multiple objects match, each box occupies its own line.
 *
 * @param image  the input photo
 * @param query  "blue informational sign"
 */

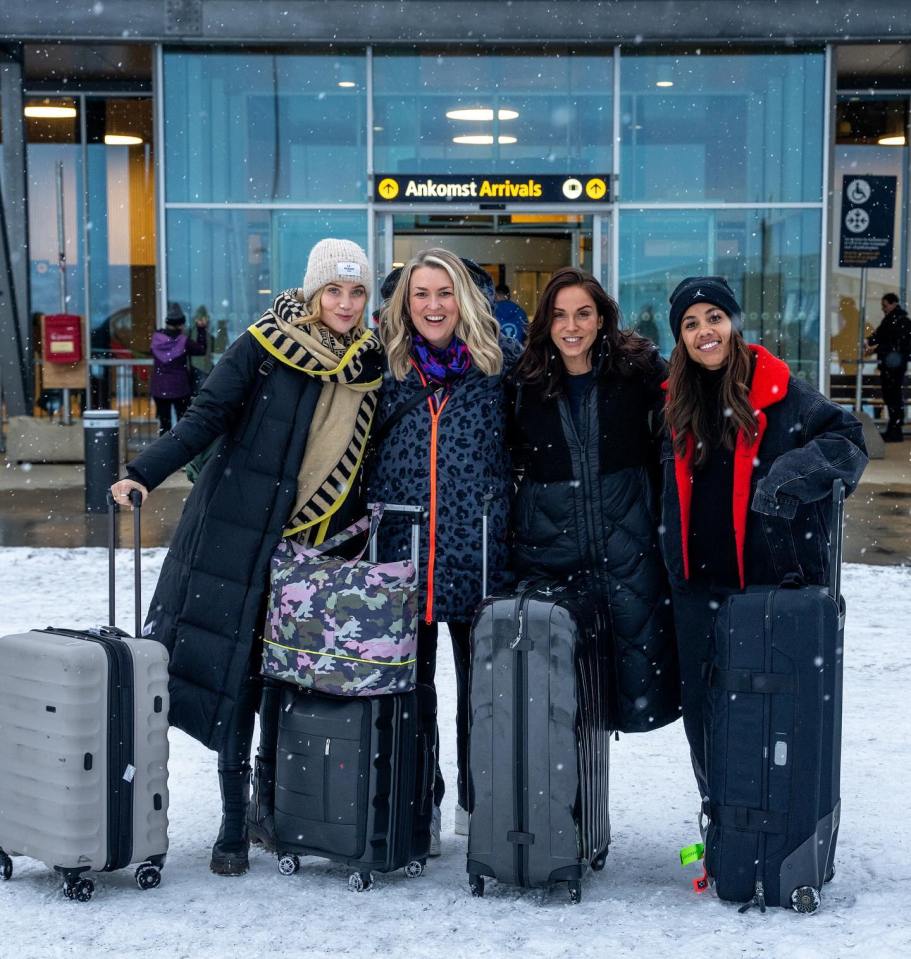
xmin=838 ymin=175 xmax=897 ymax=269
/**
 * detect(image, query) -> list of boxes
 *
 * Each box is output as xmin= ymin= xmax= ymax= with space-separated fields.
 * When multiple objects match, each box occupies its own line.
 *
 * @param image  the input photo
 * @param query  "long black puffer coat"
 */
xmin=365 ymin=337 xmax=521 ymax=625
xmin=126 ymin=331 xmax=369 ymax=750
xmin=509 ymin=351 xmax=680 ymax=733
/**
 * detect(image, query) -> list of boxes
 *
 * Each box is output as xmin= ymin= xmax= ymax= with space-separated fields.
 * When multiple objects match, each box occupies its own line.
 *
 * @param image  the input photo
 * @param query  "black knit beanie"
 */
xmin=668 ymin=276 xmax=741 ymax=342
xmin=165 ymin=302 xmax=186 ymax=326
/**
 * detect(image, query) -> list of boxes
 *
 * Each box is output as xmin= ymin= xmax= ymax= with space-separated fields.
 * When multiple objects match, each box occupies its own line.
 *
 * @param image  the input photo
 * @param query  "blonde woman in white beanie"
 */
xmin=110 ymin=238 xmax=382 ymax=876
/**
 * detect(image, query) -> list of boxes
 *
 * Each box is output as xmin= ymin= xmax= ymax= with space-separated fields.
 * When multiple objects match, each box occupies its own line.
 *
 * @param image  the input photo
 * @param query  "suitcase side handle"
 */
xmin=107 ymin=490 xmax=143 ymax=637
xmin=828 ymin=479 xmax=845 ymax=602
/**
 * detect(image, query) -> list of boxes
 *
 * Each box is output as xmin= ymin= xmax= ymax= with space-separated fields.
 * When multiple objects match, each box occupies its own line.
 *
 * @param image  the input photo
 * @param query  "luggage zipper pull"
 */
xmin=738 ymin=880 xmax=767 ymax=914
xmin=510 ymin=609 xmax=525 ymax=650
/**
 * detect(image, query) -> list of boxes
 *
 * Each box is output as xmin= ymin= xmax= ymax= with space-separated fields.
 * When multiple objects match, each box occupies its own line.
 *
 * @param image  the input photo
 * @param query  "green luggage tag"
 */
xmin=679 ymin=842 xmax=704 ymax=867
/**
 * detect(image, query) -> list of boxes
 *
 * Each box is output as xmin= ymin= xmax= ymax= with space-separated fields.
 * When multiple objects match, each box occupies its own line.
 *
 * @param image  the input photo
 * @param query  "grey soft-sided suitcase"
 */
xmin=467 ymin=577 xmax=612 ymax=903
xmin=0 ymin=493 xmax=169 ymax=902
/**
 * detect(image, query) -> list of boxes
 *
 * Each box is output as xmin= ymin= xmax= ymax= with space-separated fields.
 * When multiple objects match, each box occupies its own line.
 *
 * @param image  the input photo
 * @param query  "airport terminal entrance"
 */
xmin=376 ymin=212 xmax=607 ymax=320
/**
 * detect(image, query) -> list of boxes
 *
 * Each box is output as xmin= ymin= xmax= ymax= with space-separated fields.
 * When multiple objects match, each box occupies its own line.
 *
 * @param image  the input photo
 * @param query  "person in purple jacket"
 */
xmin=150 ymin=302 xmax=209 ymax=434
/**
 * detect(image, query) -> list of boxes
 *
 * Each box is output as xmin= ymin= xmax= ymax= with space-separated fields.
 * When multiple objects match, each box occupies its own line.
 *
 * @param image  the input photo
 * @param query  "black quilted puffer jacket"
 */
xmin=509 ymin=352 xmax=680 ymax=733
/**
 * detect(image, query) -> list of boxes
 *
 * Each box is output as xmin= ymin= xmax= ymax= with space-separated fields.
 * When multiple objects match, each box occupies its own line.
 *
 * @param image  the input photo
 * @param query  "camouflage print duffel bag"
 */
xmin=262 ymin=504 xmax=419 ymax=696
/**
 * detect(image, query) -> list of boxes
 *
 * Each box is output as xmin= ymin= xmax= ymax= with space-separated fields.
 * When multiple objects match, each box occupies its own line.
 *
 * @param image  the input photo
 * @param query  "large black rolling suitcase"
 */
xmin=467 ymin=571 xmax=612 ymax=903
xmin=272 ymin=683 xmax=436 ymax=891
xmin=0 ymin=494 xmax=169 ymax=902
xmin=704 ymin=481 xmax=846 ymax=914
xmin=268 ymin=503 xmax=436 ymax=892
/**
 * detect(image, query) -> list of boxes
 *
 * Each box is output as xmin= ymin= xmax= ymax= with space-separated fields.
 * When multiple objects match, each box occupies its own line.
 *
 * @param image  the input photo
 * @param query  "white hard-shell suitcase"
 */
xmin=0 ymin=493 xmax=169 ymax=901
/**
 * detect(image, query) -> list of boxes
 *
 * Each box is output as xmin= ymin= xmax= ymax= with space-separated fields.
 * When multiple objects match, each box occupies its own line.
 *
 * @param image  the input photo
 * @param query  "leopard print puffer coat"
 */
xmin=365 ymin=337 xmax=521 ymax=624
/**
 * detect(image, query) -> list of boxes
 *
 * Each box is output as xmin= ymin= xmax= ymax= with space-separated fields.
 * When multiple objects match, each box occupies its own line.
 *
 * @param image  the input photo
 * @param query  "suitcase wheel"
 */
xmin=567 ymin=880 xmax=582 ymax=904
xmin=591 ymin=852 xmax=608 ymax=872
xmin=277 ymin=855 xmax=300 ymax=877
xmin=468 ymin=874 xmax=485 ymax=898
xmin=348 ymin=871 xmax=374 ymax=893
xmin=135 ymin=863 xmax=162 ymax=891
xmin=63 ymin=878 xmax=94 ymax=903
xmin=790 ymin=885 xmax=821 ymax=914
xmin=0 ymin=853 xmax=12 ymax=881
xmin=404 ymin=860 xmax=425 ymax=879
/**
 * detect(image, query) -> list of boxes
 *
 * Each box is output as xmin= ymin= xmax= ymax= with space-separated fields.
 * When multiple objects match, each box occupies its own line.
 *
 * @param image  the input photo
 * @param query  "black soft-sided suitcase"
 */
xmin=272 ymin=683 xmax=436 ymax=891
xmin=467 ymin=581 xmax=611 ymax=903
xmin=704 ymin=481 xmax=845 ymax=914
xmin=0 ymin=495 xmax=169 ymax=902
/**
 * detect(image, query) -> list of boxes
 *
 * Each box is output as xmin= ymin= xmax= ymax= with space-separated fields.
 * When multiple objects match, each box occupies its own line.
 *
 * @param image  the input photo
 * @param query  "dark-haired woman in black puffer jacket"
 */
xmin=509 ymin=267 xmax=679 ymax=734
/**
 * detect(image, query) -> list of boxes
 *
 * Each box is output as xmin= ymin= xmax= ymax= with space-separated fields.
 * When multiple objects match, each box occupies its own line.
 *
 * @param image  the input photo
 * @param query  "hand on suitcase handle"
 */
xmin=110 ymin=479 xmax=148 ymax=509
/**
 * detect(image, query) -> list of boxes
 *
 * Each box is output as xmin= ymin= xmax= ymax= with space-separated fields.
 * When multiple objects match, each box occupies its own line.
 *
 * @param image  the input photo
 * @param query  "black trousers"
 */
xmin=154 ymin=395 xmax=191 ymax=436
xmin=880 ymin=365 xmax=907 ymax=435
xmin=217 ymin=676 xmax=260 ymax=774
xmin=417 ymin=619 xmax=472 ymax=809
xmin=671 ymin=585 xmax=735 ymax=803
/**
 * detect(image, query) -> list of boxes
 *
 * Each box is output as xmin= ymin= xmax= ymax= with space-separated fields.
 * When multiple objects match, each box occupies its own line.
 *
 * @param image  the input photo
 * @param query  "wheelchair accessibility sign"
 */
xmin=839 ymin=175 xmax=897 ymax=269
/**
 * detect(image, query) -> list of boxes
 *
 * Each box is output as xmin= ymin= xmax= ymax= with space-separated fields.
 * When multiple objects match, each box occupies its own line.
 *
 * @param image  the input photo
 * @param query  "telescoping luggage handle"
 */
xmin=106 ymin=490 xmax=143 ymax=637
xmin=829 ymin=479 xmax=845 ymax=602
xmin=481 ymin=492 xmax=494 ymax=598
xmin=366 ymin=502 xmax=423 ymax=573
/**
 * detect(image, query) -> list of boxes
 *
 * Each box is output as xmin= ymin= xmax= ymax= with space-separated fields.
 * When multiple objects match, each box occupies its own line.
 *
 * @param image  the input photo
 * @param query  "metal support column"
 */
xmin=0 ymin=46 xmax=32 ymax=415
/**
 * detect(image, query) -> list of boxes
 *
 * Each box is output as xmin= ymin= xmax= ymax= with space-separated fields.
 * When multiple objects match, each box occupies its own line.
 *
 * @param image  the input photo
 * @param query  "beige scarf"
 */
xmin=248 ymin=290 xmax=382 ymax=544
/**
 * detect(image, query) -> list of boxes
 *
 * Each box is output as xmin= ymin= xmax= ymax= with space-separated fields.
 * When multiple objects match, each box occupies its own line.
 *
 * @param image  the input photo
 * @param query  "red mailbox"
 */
xmin=43 ymin=314 xmax=83 ymax=364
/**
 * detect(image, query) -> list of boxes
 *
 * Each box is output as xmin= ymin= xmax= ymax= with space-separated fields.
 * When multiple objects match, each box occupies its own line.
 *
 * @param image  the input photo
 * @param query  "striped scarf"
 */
xmin=248 ymin=290 xmax=383 ymax=544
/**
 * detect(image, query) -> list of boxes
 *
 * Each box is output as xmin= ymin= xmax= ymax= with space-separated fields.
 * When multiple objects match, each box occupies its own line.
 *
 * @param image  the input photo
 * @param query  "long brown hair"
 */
xmin=665 ymin=328 xmax=757 ymax=466
xmin=516 ymin=267 xmax=656 ymax=396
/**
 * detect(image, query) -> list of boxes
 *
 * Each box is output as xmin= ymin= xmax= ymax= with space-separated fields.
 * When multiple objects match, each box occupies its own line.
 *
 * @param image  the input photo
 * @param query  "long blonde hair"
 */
xmin=380 ymin=248 xmax=503 ymax=381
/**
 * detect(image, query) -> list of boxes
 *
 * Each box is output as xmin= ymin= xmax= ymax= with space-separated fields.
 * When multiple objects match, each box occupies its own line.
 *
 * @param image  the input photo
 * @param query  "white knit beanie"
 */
xmin=301 ymin=238 xmax=372 ymax=301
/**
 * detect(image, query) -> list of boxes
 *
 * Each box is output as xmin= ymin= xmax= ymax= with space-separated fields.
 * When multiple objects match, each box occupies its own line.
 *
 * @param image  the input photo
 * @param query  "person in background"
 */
xmin=110 ymin=239 xmax=382 ymax=877
xmin=366 ymin=249 xmax=520 ymax=855
xmin=189 ymin=304 xmax=214 ymax=395
xmin=509 ymin=267 xmax=679 ymax=737
xmin=660 ymin=276 xmax=867 ymax=806
xmin=865 ymin=292 xmax=911 ymax=442
xmin=494 ymin=282 xmax=528 ymax=344
xmin=150 ymin=303 xmax=208 ymax=435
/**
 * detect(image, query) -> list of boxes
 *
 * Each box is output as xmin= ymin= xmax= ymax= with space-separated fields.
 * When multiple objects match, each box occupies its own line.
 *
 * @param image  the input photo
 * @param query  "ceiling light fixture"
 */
xmin=878 ymin=134 xmax=906 ymax=146
xmin=452 ymin=134 xmax=517 ymax=145
xmin=656 ymin=80 xmax=674 ymax=88
xmin=24 ymin=104 xmax=77 ymax=119
xmin=337 ymin=81 xmax=357 ymax=88
xmin=104 ymin=134 xmax=143 ymax=146
xmin=446 ymin=108 xmax=519 ymax=122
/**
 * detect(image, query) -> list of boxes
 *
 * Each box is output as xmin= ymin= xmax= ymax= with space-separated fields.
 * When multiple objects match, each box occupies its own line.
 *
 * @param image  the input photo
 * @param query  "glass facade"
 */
xmin=373 ymin=51 xmax=612 ymax=175
xmin=164 ymin=51 xmax=367 ymax=203
xmin=620 ymin=53 xmax=824 ymax=203
xmin=159 ymin=46 xmax=826 ymax=382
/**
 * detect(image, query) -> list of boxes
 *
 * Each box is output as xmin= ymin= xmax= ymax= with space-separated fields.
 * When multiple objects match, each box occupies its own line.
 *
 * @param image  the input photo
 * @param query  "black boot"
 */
xmin=247 ymin=680 xmax=281 ymax=851
xmin=210 ymin=764 xmax=251 ymax=876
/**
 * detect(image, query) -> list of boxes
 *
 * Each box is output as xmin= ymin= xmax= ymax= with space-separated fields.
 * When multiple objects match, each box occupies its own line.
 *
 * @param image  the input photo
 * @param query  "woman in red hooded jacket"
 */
xmin=659 ymin=276 xmax=867 ymax=804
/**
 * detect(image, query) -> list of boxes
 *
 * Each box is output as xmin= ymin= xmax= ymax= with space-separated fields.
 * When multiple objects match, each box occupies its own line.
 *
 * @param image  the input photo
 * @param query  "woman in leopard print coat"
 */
xmin=365 ymin=249 xmax=520 ymax=850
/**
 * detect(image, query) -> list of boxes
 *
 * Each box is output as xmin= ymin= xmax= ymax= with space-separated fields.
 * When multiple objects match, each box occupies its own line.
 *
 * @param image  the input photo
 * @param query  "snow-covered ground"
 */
xmin=0 ymin=548 xmax=909 ymax=959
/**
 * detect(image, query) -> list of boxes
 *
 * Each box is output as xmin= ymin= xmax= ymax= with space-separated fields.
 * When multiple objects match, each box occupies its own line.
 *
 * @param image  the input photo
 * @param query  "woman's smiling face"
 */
xmin=550 ymin=285 xmax=601 ymax=374
xmin=319 ymin=280 xmax=367 ymax=336
xmin=408 ymin=265 xmax=460 ymax=348
xmin=679 ymin=301 xmax=733 ymax=370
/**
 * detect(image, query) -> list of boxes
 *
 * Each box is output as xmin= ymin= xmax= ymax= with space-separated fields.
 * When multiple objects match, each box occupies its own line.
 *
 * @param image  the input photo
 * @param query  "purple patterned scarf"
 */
xmin=411 ymin=332 xmax=472 ymax=387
